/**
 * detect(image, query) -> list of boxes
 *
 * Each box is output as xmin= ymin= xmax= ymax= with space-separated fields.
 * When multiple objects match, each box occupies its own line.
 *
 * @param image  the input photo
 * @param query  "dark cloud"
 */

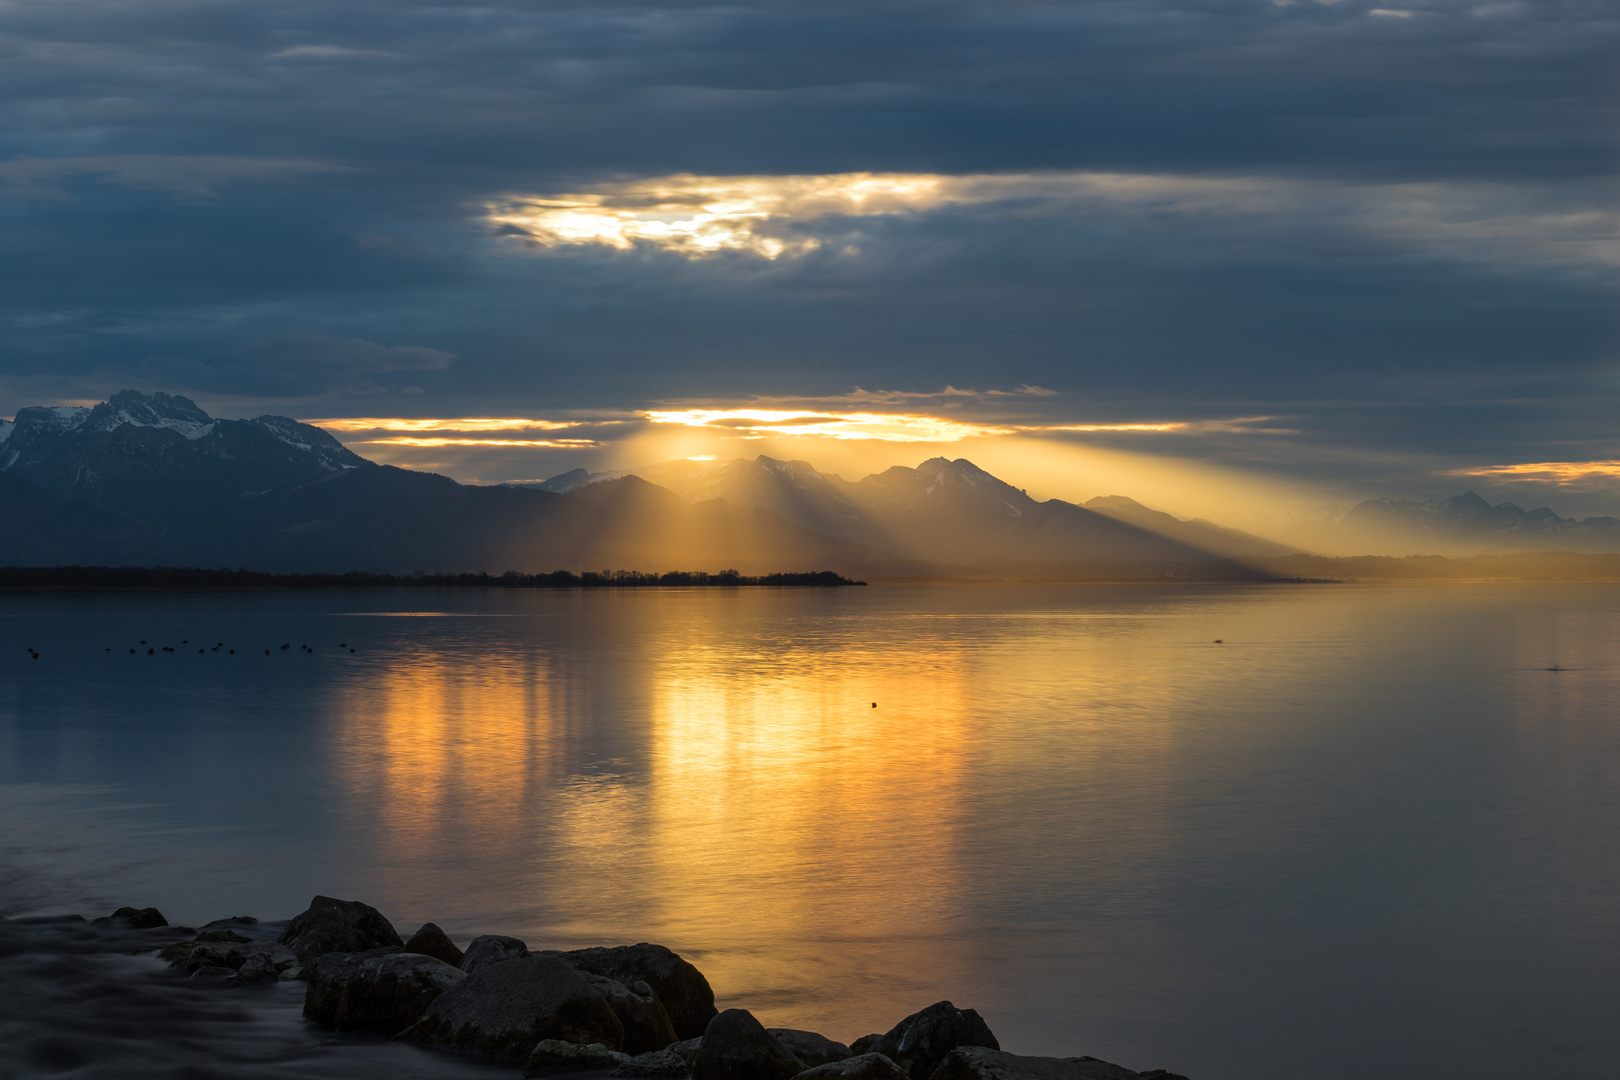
xmin=0 ymin=0 xmax=1614 ymax=499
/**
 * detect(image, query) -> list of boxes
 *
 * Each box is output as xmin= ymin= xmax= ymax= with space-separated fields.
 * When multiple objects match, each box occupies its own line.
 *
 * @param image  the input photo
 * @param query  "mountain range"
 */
xmin=1281 ymin=491 xmax=1620 ymax=555
xmin=0 ymin=390 xmax=1295 ymax=577
xmin=4 ymin=390 xmax=1616 ymax=575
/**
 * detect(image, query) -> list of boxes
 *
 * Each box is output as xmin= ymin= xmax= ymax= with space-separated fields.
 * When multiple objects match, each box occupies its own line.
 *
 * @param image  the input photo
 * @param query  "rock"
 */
xmin=666 ymin=1038 xmax=704 ymax=1065
xmin=397 ymin=953 xmax=625 ymax=1061
xmin=107 ymin=906 xmax=167 ymax=929
xmin=585 ymin=972 xmax=679 ymax=1054
xmin=612 ymin=1049 xmax=691 ymax=1077
xmin=561 ymin=944 xmax=718 ymax=1040
xmin=873 ymin=1002 xmax=999 ymax=1080
xmin=463 ymin=934 xmax=531 ymax=973
xmin=200 ymin=916 xmax=259 ymax=930
xmin=304 ymin=948 xmax=465 ymax=1035
xmin=277 ymin=895 xmax=402 ymax=964
xmin=526 ymin=1039 xmax=633 ymax=1076
xmin=691 ymin=1009 xmax=804 ymax=1080
xmin=159 ymin=936 xmax=301 ymax=983
xmin=769 ymin=1029 xmax=850 ymax=1068
xmin=195 ymin=928 xmax=253 ymax=943
xmin=924 ymin=1047 xmax=1190 ymax=1080
xmin=800 ymin=1053 xmax=912 ymax=1080
xmin=405 ymin=922 xmax=465 ymax=968
xmin=849 ymin=1036 xmax=885 ymax=1056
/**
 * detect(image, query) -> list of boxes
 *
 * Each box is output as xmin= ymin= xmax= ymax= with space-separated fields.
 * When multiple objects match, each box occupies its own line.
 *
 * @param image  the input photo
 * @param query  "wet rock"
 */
xmin=107 ymin=906 xmax=167 ymax=929
xmin=585 ymin=972 xmax=679 ymax=1054
xmin=666 ymin=1037 xmax=703 ymax=1065
xmin=195 ymin=929 xmax=252 ymax=943
xmin=873 ymin=1002 xmax=999 ymax=1080
xmin=562 ymin=944 xmax=718 ymax=1040
xmin=405 ymin=922 xmax=465 ymax=968
xmin=691 ymin=1009 xmax=804 ymax=1080
xmin=612 ymin=1048 xmax=691 ymax=1077
xmin=159 ymin=936 xmax=301 ymax=983
xmin=277 ymin=895 xmax=402 ymax=964
xmin=925 ymin=1047 xmax=1190 ymax=1080
xmin=463 ymin=934 xmax=530 ymax=973
xmin=159 ymin=939 xmax=302 ymax=990
xmin=770 ymin=1029 xmax=850 ymax=1068
xmin=526 ymin=1039 xmax=632 ymax=1076
xmin=800 ymin=1053 xmax=911 ymax=1080
xmin=397 ymin=953 xmax=624 ymax=1061
xmin=849 ymin=1035 xmax=885 ymax=1056
xmin=304 ymin=948 xmax=465 ymax=1035
xmin=200 ymin=916 xmax=259 ymax=931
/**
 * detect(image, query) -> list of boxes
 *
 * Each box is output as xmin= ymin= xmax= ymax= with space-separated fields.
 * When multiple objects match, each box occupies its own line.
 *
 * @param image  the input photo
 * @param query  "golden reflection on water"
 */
xmin=325 ymin=594 xmax=1206 ymax=1036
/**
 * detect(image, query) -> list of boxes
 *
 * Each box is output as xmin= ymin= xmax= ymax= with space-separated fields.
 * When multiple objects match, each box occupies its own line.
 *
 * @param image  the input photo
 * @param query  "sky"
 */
xmin=1 ymin=0 xmax=1616 ymax=523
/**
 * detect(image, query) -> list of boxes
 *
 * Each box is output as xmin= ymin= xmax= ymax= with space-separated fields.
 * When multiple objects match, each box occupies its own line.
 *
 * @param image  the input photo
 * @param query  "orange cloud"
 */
xmin=1445 ymin=461 xmax=1620 ymax=483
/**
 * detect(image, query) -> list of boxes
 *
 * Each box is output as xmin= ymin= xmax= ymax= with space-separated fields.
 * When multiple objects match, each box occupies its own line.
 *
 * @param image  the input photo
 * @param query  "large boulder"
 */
xmin=405 ymin=922 xmax=465 ymax=968
xmin=801 ymin=1054 xmax=912 ymax=1080
xmin=277 ymin=896 xmax=402 ymax=964
xmin=396 ymin=954 xmax=625 ymax=1061
xmin=849 ymin=1035 xmax=885 ymax=1056
xmin=304 ymin=948 xmax=465 ymax=1034
xmin=926 ymin=1047 xmax=1189 ymax=1080
xmin=585 ymin=973 xmax=679 ymax=1054
xmin=526 ymin=1039 xmax=632 ymax=1076
xmin=768 ymin=1029 xmax=850 ymax=1068
xmin=106 ymin=906 xmax=167 ymax=929
xmin=691 ymin=1009 xmax=804 ymax=1080
xmin=463 ymin=934 xmax=530 ymax=973
xmin=612 ymin=1049 xmax=691 ymax=1077
xmin=561 ymin=944 xmax=718 ymax=1040
xmin=873 ymin=1002 xmax=999 ymax=1080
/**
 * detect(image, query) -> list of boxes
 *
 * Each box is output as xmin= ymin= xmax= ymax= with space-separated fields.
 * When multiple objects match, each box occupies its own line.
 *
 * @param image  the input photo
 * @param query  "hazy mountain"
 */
xmin=1083 ymin=495 xmax=1299 ymax=559
xmin=1286 ymin=491 xmax=1620 ymax=555
xmin=552 ymin=454 xmax=1273 ymax=571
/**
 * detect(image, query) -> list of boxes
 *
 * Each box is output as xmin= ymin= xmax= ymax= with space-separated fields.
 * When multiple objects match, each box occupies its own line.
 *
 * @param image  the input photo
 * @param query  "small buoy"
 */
xmin=1214 ymin=639 xmax=1223 ymax=644
xmin=229 ymin=649 xmax=235 ymax=654
xmin=871 ymin=702 xmax=877 ymax=708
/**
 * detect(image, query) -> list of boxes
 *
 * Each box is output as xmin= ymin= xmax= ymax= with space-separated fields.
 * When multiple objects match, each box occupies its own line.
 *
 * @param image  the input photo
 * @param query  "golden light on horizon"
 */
xmin=363 ymin=436 xmax=601 ymax=448
xmin=311 ymin=417 xmax=594 ymax=433
xmin=1445 ymin=460 xmax=1620 ymax=484
xmin=645 ymin=408 xmax=1015 ymax=443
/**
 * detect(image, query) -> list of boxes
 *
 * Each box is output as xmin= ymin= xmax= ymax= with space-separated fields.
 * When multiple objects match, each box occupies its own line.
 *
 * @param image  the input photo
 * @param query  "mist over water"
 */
xmin=2 ymin=584 xmax=1619 ymax=1080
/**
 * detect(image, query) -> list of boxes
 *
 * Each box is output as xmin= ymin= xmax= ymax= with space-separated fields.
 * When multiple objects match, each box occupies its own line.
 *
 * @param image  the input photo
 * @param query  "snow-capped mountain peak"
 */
xmin=89 ymin=390 xmax=214 ymax=438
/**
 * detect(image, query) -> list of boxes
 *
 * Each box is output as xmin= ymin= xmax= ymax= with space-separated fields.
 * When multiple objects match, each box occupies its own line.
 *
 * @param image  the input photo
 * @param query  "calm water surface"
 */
xmin=2 ymin=584 xmax=1618 ymax=1080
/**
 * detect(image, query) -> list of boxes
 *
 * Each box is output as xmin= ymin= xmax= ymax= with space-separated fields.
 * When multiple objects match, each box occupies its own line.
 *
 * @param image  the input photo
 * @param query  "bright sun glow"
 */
xmin=645 ymin=408 xmax=1015 ymax=442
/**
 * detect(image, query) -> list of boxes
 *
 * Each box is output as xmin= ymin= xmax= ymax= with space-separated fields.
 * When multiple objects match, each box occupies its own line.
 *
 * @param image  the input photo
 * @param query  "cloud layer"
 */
xmin=0 ymin=0 xmax=1615 ymax=508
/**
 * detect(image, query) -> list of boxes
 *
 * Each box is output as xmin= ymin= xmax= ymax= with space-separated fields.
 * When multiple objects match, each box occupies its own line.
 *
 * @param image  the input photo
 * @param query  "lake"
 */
xmin=2 ymin=583 xmax=1618 ymax=1080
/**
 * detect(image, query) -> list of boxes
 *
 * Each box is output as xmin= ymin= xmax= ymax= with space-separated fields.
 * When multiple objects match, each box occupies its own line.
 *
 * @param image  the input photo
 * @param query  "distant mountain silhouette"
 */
xmin=1082 ymin=495 xmax=1298 ymax=559
xmin=0 ymin=391 xmax=1291 ymax=576
xmin=1285 ymin=490 xmax=1620 ymax=555
xmin=531 ymin=453 xmax=1296 ymax=572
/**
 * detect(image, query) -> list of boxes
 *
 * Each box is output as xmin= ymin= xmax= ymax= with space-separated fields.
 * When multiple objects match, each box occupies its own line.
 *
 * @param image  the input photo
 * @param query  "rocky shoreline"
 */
xmin=3 ymin=896 xmax=1190 ymax=1080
